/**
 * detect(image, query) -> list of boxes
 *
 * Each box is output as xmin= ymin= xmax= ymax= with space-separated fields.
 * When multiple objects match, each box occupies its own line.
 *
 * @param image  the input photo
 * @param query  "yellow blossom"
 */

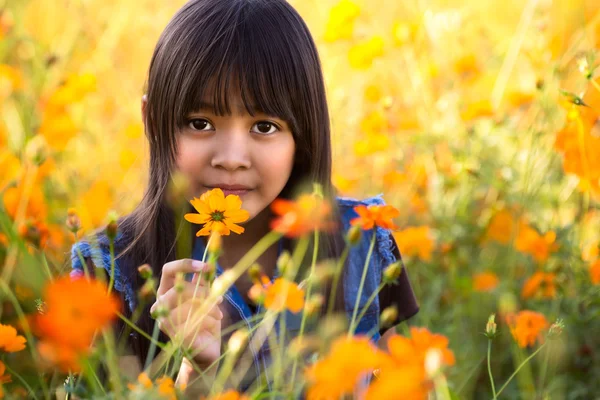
xmin=324 ymin=0 xmax=361 ymax=42
xmin=348 ymin=36 xmax=384 ymax=70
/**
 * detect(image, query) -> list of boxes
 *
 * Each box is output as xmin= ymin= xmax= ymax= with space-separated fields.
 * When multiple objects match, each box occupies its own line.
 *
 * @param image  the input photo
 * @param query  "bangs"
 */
xmin=172 ymin=1 xmax=306 ymax=136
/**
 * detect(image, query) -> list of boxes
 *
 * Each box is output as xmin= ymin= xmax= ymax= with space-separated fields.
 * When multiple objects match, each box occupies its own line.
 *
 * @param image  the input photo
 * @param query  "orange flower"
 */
xmin=0 ymin=324 xmax=26 ymax=353
xmin=515 ymin=224 xmax=558 ymax=263
xmin=590 ymin=259 xmax=600 ymax=285
xmin=205 ymin=390 xmax=250 ymax=400
xmin=156 ymin=376 xmax=176 ymax=399
xmin=270 ymin=194 xmax=333 ymax=238
xmin=127 ymin=372 xmax=153 ymax=390
xmin=350 ymin=204 xmax=399 ymax=231
xmin=393 ymin=226 xmax=434 ymax=261
xmin=2 ymin=184 xmax=48 ymax=221
xmin=34 ymin=275 xmax=120 ymax=371
xmin=506 ymin=310 xmax=549 ymax=348
xmin=366 ymin=327 xmax=455 ymax=400
xmin=264 ymin=278 xmax=305 ymax=314
xmin=521 ymin=271 xmax=557 ymax=299
xmin=485 ymin=209 xmax=516 ymax=244
xmin=473 ymin=272 xmax=499 ymax=292
xmin=305 ymin=336 xmax=383 ymax=399
xmin=185 ymin=188 xmax=250 ymax=236
xmin=0 ymin=360 xmax=11 ymax=398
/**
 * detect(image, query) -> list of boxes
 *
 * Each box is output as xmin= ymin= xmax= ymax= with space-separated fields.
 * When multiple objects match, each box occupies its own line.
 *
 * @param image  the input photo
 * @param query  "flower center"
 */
xmin=211 ymin=211 xmax=225 ymax=222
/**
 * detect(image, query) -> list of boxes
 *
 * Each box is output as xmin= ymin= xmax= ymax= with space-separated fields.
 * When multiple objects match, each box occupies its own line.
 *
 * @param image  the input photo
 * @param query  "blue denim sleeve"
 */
xmin=70 ymin=235 xmax=136 ymax=313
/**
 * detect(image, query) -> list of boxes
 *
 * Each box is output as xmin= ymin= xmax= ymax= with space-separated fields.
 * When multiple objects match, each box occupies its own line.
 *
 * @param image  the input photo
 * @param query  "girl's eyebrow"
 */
xmin=192 ymin=101 xmax=282 ymax=119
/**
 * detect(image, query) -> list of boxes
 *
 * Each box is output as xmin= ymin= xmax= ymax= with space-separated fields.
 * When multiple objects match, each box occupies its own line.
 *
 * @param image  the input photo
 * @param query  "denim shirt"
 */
xmin=70 ymin=194 xmax=404 ymax=388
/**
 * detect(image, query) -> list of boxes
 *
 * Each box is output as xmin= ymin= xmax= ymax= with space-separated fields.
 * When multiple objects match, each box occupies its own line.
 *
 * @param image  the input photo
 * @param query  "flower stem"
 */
xmin=494 ymin=343 xmax=547 ymax=399
xmin=348 ymin=233 xmax=376 ymax=335
xmin=107 ymin=238 xmax=116 ymax=294
xmin=353 ymin=282 xmax=385 ymax=334
xmin=144 ymin=319 xmax=162 ymax=371
xmin=327 ymin=246 xmax=349 ymax=316
xmin=289 ymin=230 xmax=320 ymax=385
xmin=537 ymin=342 xmax=551 ymax=397
xmin=3 ymin=362 xmax=39 ymax=400
xmin=488 ymin=339 xmax=497 ymax=398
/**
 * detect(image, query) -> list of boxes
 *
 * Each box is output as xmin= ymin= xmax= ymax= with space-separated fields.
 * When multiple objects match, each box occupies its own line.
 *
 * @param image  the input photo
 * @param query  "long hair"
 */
xmin=117 ymin=0 xmax=347 ymax=367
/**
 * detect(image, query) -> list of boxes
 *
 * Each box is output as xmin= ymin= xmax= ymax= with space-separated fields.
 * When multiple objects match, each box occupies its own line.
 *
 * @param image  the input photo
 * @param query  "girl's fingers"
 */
xmin=151 ymin=281 xmax=216 ymax=314
xmin=157 ymin=259 xmax=207 ymax=296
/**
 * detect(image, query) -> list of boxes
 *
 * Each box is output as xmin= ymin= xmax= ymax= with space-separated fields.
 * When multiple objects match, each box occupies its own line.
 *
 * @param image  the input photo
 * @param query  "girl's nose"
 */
xmin=210 ymin=131 xmax=252 ymax=171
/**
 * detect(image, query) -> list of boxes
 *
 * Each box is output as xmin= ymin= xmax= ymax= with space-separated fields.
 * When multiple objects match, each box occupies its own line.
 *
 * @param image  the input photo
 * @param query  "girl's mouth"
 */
xmin=220 ymin=189 xmax=251 ymax=197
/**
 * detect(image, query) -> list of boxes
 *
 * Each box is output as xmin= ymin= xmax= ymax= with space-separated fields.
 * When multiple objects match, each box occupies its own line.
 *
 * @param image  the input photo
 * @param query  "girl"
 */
xmin=71 ymin=0 xmax=418 ymax=394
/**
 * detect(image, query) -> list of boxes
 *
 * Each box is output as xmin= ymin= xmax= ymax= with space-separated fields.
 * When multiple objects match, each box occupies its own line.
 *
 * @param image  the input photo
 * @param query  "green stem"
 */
xmin=101 ymin=329 xmax=124 ymax=398
xmin=3 ymin=362 xmax=39 ymax=400
xmin=352 ymin=282 xmax=385 ymax=333
xmin=327 ymin=246 xmax=349 ymax=316
xmin=144 ymin=320 xmax=162 ymax=371
xmin=488 ymin=339 xmax=497 ymax=398
xmin=537 ymin=342 xmax=551 ymax=397
xmin=107 ymin=239 xmax=116 ymax=294
xmin=494 ymin=343 xmax=547 ymax=399
xmin=289 ymin=230 xmax=319 ymax=385
xmin=348 ymin=233 xmax=376 ymax=335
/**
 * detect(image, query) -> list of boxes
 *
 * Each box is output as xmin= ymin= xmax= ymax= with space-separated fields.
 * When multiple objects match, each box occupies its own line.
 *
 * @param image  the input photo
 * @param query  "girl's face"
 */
xmin=165 ymin=96 xmax=295 ymax=222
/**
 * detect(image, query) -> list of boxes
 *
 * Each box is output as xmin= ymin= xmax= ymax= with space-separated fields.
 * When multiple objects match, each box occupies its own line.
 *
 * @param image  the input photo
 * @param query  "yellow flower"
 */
xmin=324 ymin=0 xmax=360 ymax=42
xmin=184 ymin=188 xmax=250 ymax=236
xmin=264 ymin=278 xmax=305 ymax=314
xmin=392 ymin=20 xmax=418 ymax=47
xmin=393 ymin=226 xmax=434 ymax=261
xmin=0 ymin=64 xmax=24 ymax=97
xmin=348 ymin=36 xmax=384 ymax=70
xmin=38 ymin=112 xmax=78 ymax=151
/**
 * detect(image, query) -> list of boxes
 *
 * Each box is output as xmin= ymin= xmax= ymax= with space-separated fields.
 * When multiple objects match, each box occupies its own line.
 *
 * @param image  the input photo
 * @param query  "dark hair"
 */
xmin=116 ymin=0 xmax=347 ymax=367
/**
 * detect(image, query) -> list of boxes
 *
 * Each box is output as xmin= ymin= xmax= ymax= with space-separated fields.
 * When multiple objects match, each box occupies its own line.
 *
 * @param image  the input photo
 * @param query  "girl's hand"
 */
xmin=150 ymin=259 xmax=224 ymax=369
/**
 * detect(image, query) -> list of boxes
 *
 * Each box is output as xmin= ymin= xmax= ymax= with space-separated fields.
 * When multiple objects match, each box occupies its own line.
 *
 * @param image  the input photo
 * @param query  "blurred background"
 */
xmin=1 ymin=0 xmax=600 ymax=398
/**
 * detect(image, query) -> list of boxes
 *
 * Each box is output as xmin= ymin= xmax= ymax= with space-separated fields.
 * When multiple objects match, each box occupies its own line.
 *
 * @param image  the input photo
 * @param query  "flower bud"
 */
xmin=277 ymin=250 xmax=294 ymax=277
xmin=166 ymin=171 xmax=191 ymax=209
xmin=139 ymin=279 xmax=156 ymax=301
xmin=150 ymin=304 xmax=169 ymax=319
xmin=548 ymin=319 xmax=564 ymax=340
xmin=305 ymin=294 xmax=325 ymax=317
xmin=382 ymin=261 xmax=403 ymax=285
xmin=485 ymin=314 xmax=497 ymax=339
xmin=137 ymin=264 xmax=153 ymax=280
xmin=105 ymin=211 xmax=119 ymax=241
xmin=228 ymin=328 xmax=249 ymax=354
xmin=346 ymin=225 xmax=362 ymax=247
xmin=66 ymin=207 xmax=81 ymax=234
xmin=248 ymin=263 xmax=263 ymax=284
xmin=248 ymin=283 xmax=265 ymax=306
xmin=174 ymin=272 xmax=185 ymax=293
xmin=380 ymin=305 xmax=398 ymax=328
xmin=425 ymin=348 xmax=443 ymax=378
xmin=24 ymin=135 xmax=48 ymax=166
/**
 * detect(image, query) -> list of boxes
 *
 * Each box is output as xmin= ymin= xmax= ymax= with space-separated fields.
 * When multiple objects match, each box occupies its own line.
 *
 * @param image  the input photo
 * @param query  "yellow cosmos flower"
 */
xmin=184 ymin=188 xmax=250 ymax=236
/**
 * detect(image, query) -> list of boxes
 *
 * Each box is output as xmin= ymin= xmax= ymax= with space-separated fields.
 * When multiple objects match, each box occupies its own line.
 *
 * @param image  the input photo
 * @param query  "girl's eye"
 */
xmin=188 ymin=119 xmax=214 ymax=131
xmin=251 ymin=121 xmax=279 ymax=135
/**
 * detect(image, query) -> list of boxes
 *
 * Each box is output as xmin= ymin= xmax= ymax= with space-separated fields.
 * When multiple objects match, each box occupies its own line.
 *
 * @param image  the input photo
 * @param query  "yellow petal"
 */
xmin=184 ymin=213 xmax=211 ymax=224
xmin=224 ymin=209 xmax=250 ymax=223
xmin=225 ymin=194 xmax=243 ymax=210
xmin=208 ymin=189 xmax=226 ymax=211
xmin=225 ymin=221 xmax=245 ymax=235
xmin=212 ymin=221 xmax=230 ymax=235
xmin=190 ymin=197 xmax=211 ymax=215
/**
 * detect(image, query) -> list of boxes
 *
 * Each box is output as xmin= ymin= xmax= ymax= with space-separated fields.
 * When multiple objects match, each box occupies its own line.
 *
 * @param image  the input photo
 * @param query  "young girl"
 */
xmin=71 ymin=0 xmax=418 ymax=393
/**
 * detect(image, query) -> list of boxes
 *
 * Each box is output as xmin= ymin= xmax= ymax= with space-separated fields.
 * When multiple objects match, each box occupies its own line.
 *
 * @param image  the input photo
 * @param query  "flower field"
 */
xmin=1 ymin=0 xmax=600 ymax=398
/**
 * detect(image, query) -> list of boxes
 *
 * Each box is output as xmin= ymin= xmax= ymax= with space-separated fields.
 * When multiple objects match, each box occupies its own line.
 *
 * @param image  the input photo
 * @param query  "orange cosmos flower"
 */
xmin=366 ymin=327 xmax=455 ymax=400
xmin=589 ymin=259 xmax=600 ymax=285
xmin=393 ymin=226 xmax=434 ymax=261
xmin=264 ymin=278 xmax=305 ymax=314
xmin=515 ymin=224 xmax=559 ymax=263
xmin=521 ymin=271 xmax=557 ymax=299
xmin=0 ymin=324 xmax=26 ymax=353
xmin=0 ymin=361 xmax=11 ymax=399
xmin=506 ymin=310 xmax=549 ymax=348
xmin=270 ymin=194 xmax=333 ymax=238
xmin=184 ymin=188 xmax=250 ymax=236
xmin=205 ymin=390 xmax=250 ymax=400
xmin=350 ymin=204 xmax=400 ymax=231
xmin=305 ymin=336 xmax=383 ymax=400
xmin=473 ymin=272 xmax=499 ymax=292
xmin=485 ymin=209 xmax=516 ymax=244
xmin=34 ymin=275 xmax=120 ymax=371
